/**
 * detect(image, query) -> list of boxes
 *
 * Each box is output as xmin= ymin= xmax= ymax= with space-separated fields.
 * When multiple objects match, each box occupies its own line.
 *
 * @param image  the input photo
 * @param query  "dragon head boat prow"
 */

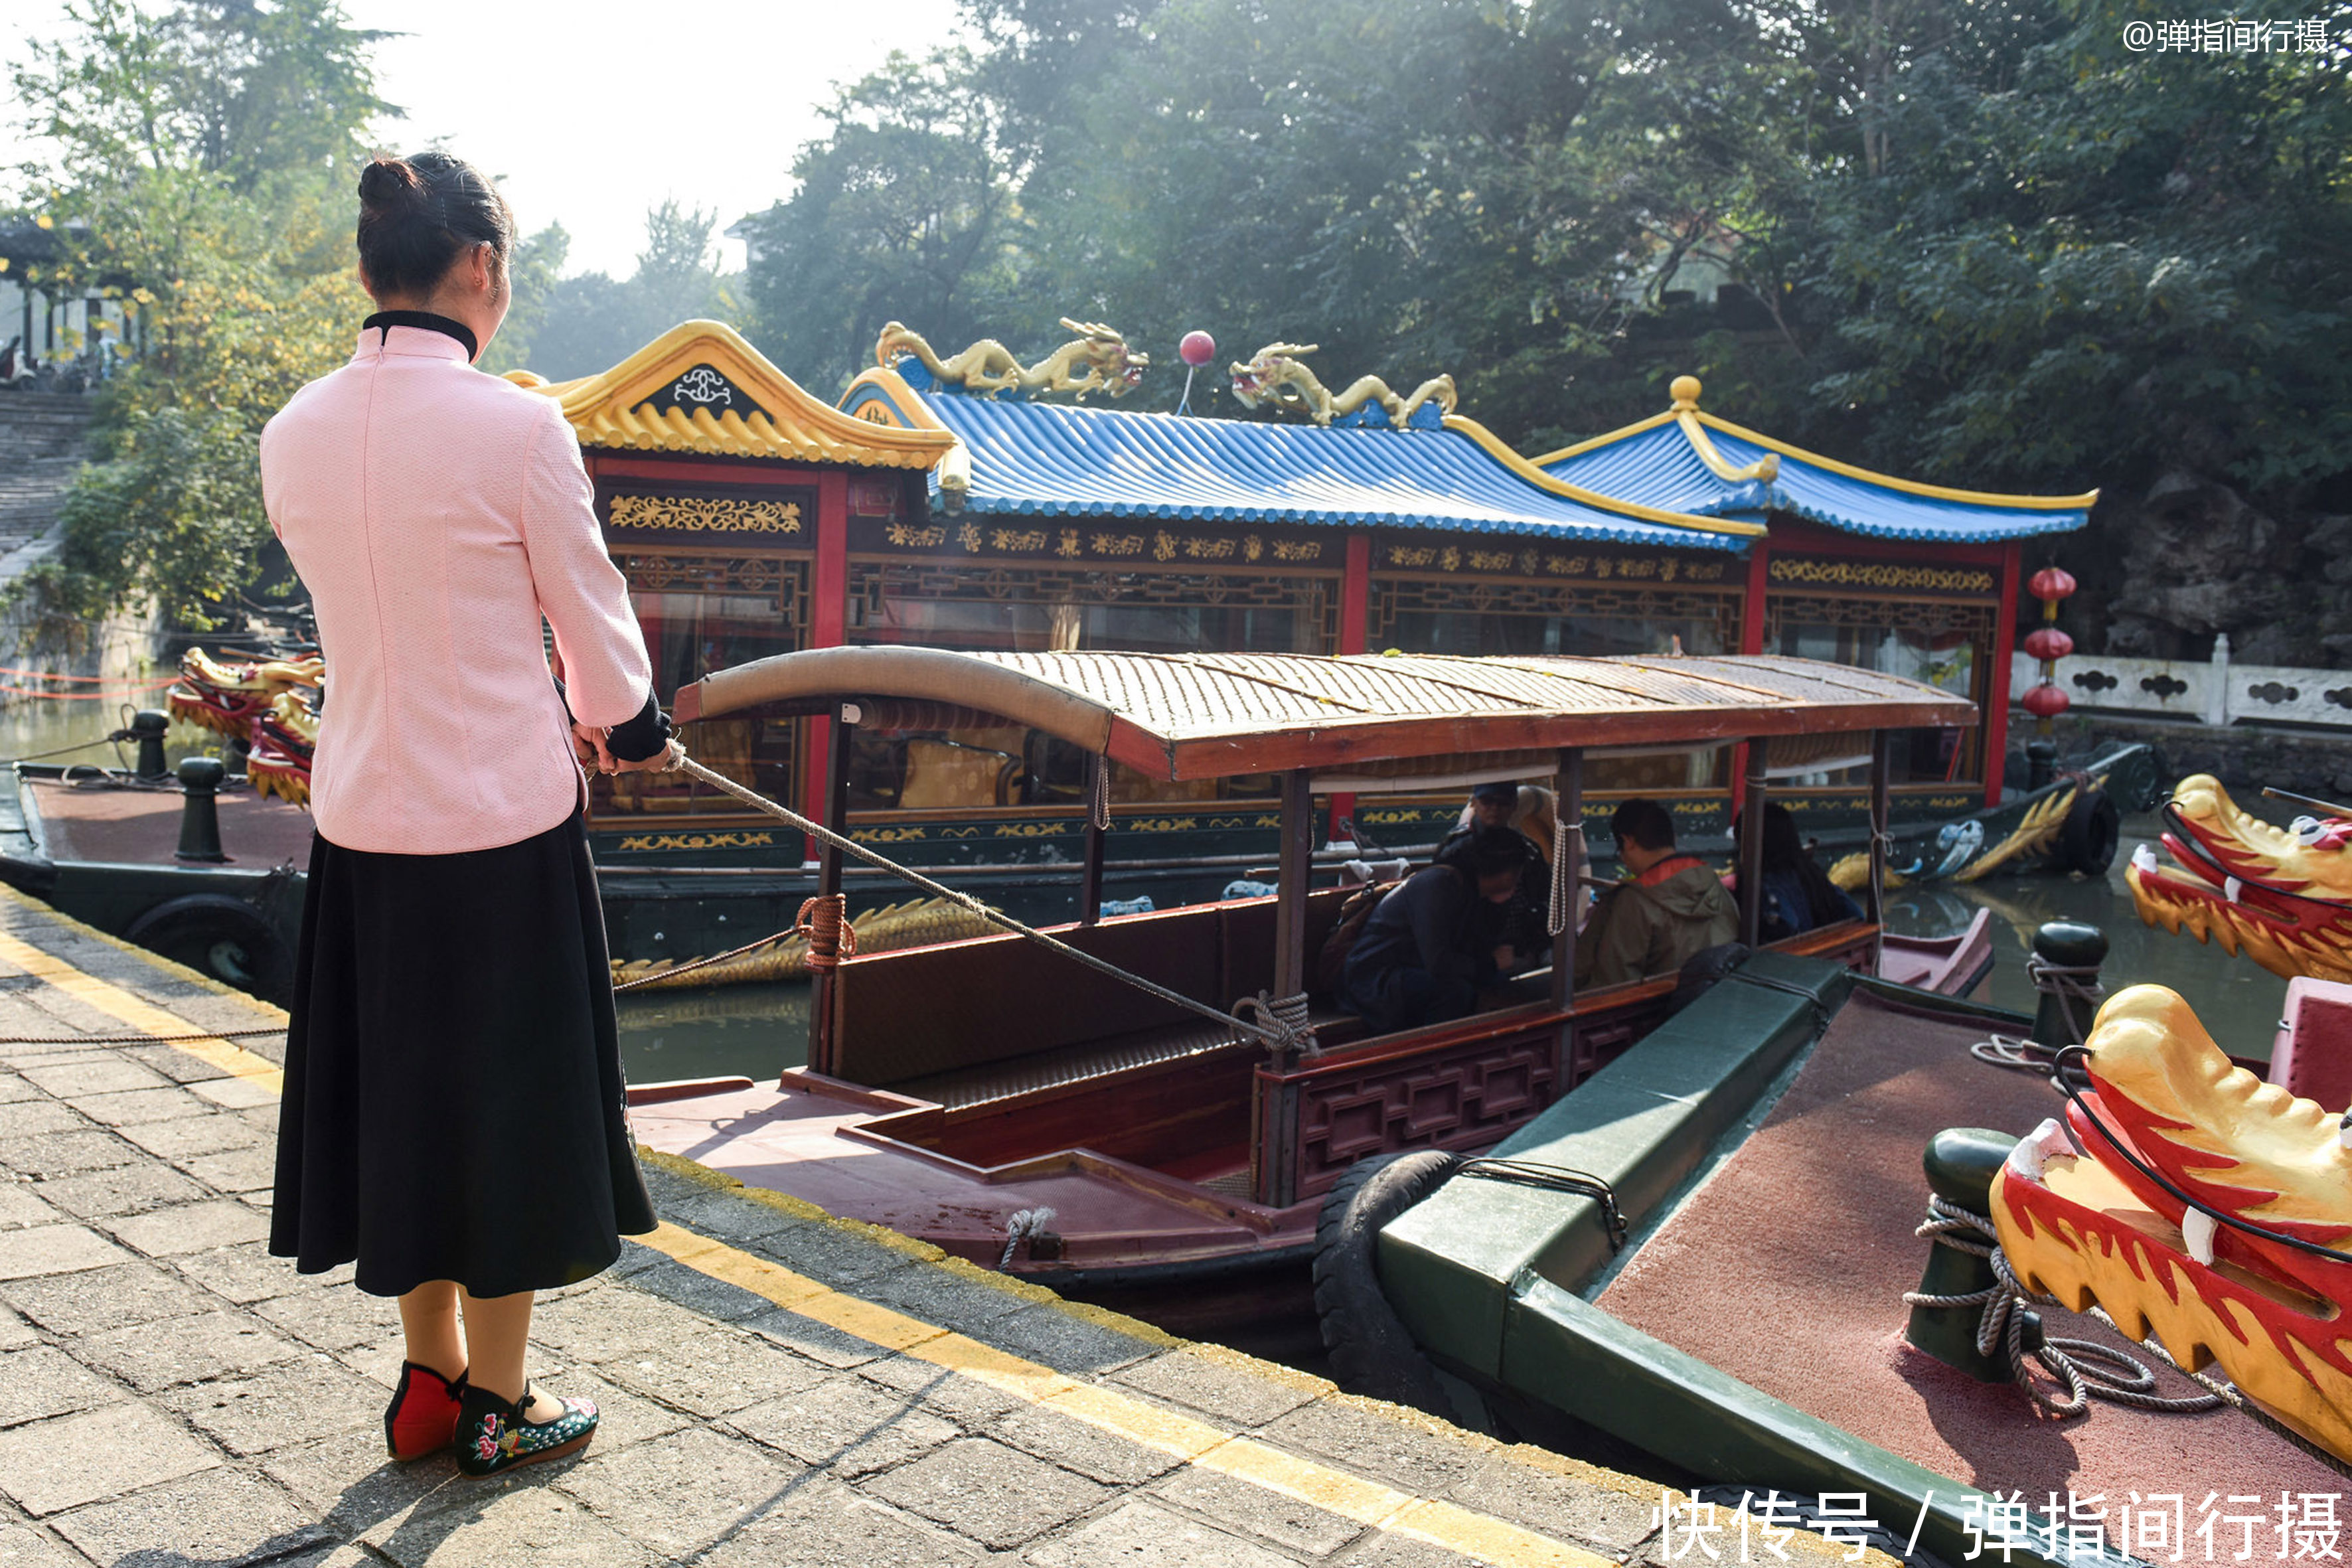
xmin=2128 ymin=772 xmax=2352 ymax=982
xmin=1990 ymin=982 xmax=2352 ymax=1460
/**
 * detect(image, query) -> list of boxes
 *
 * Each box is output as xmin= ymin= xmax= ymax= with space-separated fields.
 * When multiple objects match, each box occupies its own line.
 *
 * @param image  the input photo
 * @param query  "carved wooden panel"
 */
xmin=1284 ymin=1027 xmax=1559 ymax=1204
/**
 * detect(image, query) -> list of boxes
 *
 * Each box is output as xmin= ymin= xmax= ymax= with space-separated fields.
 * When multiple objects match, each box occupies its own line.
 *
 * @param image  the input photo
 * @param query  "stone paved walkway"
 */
xmin=0 ymin=886 xmax=1883 ymax=1568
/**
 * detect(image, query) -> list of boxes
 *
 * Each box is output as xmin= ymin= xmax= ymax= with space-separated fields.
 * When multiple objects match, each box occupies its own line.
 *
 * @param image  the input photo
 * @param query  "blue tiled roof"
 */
xmin=1539 ymin=420 xmax=2090 ymax=542
xmin=912 ymin=392 xmax=1749 ymax=552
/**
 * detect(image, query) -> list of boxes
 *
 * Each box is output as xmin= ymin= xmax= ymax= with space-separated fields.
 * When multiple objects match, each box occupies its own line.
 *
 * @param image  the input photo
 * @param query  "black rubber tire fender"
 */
xmin=2057 ymin=787 xmax=2120 ymax=876
xmin=122 ymin=893 xmax=293 ymax=1003
xmin=1311 ymin=1150 xmax=1461 ymax=1418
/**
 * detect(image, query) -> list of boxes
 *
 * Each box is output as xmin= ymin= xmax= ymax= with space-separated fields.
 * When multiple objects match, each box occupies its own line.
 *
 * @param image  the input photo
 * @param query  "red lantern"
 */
xmin=2021 ymin=682 xmax=2071 ymax=719
xmin=2029 ymin=567 xmax=2078 ymax=602
xmin=2023 ymin=627 xmax=2075 ymax=662
xmin=1179 ymin=331 xmax=1216 ymax=367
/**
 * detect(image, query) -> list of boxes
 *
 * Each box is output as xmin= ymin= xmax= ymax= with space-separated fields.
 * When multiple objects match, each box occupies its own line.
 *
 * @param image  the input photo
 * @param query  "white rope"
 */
xmin=1549 ymin=821 xmax=1585 ymax=937
xmin=668 ymin=752 xmax=1312 ymax=1057
xmin=1090 ymin=755 xmax=1111 ymax=831
xmin=1902 ymin=1195 xmax=2225 ymax=1415
xmin=1000 ymin=1207 xmax=1057 ymax=1269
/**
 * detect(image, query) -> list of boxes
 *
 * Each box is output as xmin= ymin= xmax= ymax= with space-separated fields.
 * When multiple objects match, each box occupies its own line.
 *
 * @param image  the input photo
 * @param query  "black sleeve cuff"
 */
xmin=605 ymin=691 xmax=673 ymax=762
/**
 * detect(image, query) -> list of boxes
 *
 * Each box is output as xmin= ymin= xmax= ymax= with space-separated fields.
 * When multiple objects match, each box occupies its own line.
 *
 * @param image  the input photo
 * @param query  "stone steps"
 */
xmin=0 ymin=395 xmax=94 ymax=567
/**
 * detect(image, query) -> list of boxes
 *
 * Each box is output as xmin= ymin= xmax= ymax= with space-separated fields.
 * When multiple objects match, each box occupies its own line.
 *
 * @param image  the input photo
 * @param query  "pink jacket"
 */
xmin=260 ymin=323 xmax=653 ymax=854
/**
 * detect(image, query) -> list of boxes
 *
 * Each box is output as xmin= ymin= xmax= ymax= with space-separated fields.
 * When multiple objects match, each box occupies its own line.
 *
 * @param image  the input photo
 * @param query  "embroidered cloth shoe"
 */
xmin=455 ymin=1383 xmax=598 ymax=1476
xmin=384 ymin=1362 xmax=466 ymax=1460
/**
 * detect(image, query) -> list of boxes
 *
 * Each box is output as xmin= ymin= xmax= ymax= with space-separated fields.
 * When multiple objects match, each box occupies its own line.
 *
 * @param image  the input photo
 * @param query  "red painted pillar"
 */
xmin=1328 ymin=532 xmax=1372 ymax=846
xmin=1731 ymin=537 xmax=1771 ymax=815
xmin=1984 ymin=539 xmax=2023 ymax=808
xmin=801 ymin=471 xmax=851 ymax=858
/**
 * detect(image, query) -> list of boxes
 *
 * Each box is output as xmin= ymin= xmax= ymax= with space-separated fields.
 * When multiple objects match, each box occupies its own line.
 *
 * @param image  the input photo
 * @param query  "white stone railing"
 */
xmin=2011 ymin=635 xmax=2352 ymax=729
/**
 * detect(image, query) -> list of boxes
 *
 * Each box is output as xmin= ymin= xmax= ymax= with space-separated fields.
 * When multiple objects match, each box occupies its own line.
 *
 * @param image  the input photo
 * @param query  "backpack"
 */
xmin=1314 ymin=878 xmax=1403 ymax=996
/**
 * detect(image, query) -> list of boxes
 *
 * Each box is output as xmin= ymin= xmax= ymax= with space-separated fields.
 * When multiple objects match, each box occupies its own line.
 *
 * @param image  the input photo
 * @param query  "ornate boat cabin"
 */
xmin=629 ymin=645 xmax=1976 ymax=1287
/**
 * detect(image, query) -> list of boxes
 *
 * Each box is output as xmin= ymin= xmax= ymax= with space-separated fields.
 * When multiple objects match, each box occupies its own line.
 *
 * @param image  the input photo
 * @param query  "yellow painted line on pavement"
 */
xmin=0 ymin=904 xmax=1612 ymax=1568
xmin=637 ymin=1221 xmax=1612 ymax=1568
xmin=0 ymin=927 xmax=285 ymax=1093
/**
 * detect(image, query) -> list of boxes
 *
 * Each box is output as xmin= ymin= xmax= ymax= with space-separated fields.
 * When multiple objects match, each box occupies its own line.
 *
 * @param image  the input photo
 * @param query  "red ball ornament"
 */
xmin=2021 ymin=682 xmax=2071 ymax=719
xmin=1178 ymin=331 xmax=1215 ymax=367
xmin=2029 ymin=566 xmax=2078 ymax=602
xmin=2023 ymin=627 xmax=2075 ymax=662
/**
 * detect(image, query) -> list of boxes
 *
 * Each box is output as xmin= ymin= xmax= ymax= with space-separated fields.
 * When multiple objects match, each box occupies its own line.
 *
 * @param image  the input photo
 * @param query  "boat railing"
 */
xmin=1249 ymin=918 xmax=1880 ymax=1209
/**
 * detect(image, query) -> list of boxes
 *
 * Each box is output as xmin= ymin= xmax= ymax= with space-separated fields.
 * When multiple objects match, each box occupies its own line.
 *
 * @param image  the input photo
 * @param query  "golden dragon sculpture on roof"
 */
xmin=875 ymin=318 xmax=1149 ymax=399
xmin=1227 ymin=342 xmax=1456 ymax=428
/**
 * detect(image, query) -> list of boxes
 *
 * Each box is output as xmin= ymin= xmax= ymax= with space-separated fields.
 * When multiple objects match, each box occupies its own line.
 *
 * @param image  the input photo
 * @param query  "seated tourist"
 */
xmin=1445 ymin=781 xmax=1553 ymax=959
xmin=1340 ymin=826 xmax=1535 ymax=1035
xmin=1576 ymin=799 xmax=1737 ymax=988
xmin=1754 ymin=802 xmax=1863 ymax=941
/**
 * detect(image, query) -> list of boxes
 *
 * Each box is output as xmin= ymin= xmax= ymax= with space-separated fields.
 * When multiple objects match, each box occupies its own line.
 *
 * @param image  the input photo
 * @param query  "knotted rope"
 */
xmin=1235 ymin=990 xmax=1316 ymax=1061
xmin=1902 ymin=1194 xmax=2226 ymax=1416
xmin=665 ymin=752 xmax=1307 ymax=1056
xmin=1089 ymin=756 xmax=1111 ymax=832
xmin=795 ymin=894 xmax=854 ymax=972
xmin=1969 ymin=951 xmax=2106 ymax=1073
xmin=999 ymin=1206 xmax=1058 ymax=1269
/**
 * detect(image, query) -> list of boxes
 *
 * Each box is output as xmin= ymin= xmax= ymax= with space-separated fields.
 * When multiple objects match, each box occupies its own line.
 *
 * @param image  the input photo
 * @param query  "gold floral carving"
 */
xmin=852 ymin=826 xmax=929 ymax=843
xmin=1092 ymin=533 xmax=1146 ymax=557
xmin=608 ymin=496 xmax=802 ymax=535
xmin=990 ymin=528 xmax=1049 ymax=552
xmin=886 ymin=522 xmax=948 ymax=548
xmin=1768 ymin=557 xmax=1996 ymax=595
xmin=612 ymin=831 xmax=776 ymax=852
xmin=1272 ymin=540 xmax=1322 ymax=563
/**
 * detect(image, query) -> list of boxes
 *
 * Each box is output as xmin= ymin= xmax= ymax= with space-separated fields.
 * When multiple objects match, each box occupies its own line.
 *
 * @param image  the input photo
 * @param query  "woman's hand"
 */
xmin=607 ymin=738 xmax=684 ymax=775
xmin=571 ymin=725 xmax=683 ymax=775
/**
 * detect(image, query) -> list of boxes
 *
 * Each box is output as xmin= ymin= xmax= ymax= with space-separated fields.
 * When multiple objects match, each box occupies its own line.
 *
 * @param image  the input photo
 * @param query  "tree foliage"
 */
xmin=8 ymin=0 xmax=387 ymax=633
xmin=744 ymin=0 xmax=2351 ymax=514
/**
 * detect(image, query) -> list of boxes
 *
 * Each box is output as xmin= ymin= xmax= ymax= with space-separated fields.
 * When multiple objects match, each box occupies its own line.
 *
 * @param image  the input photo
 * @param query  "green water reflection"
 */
xmin=1883 ymin=809 xmax=2292 ymax=1061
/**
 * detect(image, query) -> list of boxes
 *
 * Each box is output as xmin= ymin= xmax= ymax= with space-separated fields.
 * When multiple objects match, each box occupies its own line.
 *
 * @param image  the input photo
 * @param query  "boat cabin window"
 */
xmin=848 ymin=725 xmax=1275 ymax=813
xmin=848 ymin=562 xmax=1334 ymax=657
xmin=594 ymin=587 xmax=799 ymax=817
xmin=1769 ymin=617 xmax=1985 ymax=786
xmin=1376 ymin=608 xmax=1731 ymax=660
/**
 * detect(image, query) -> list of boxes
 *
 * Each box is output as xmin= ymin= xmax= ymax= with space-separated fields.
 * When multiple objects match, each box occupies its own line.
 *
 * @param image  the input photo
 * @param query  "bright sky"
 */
xmin=1 ymin=0 xmax=966 ymax=277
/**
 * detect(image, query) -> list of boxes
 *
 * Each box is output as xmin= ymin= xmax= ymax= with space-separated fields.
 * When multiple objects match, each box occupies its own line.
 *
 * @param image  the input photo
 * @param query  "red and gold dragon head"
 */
xmin=2127 ymin=773 xmax=2352 ymax=983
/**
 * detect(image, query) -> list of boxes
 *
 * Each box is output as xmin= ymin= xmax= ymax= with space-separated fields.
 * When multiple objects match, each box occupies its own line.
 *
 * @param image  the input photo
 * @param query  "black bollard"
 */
xmin=1907 ymin=1128 xmax=2039 ymax=1381
xmin=2031 ymin=919 xmax=2107 ymax=1050
xmin=127 ymin=710 xmax=170 ymax=781
xmin=173 ymin=756 xmax=228 ymax=864
xmin=2025 ymin=738 xmax=2057 ymax=791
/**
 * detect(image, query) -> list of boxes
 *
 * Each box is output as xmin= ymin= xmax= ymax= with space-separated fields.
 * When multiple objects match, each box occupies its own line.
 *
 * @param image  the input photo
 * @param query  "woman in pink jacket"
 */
xmin=262 ymin=151 xmax=672 ymax=1476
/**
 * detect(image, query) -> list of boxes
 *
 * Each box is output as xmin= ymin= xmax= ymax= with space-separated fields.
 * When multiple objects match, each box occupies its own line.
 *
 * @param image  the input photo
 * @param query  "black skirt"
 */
xmin=270 ymin=813 xmax=656 ymax=1298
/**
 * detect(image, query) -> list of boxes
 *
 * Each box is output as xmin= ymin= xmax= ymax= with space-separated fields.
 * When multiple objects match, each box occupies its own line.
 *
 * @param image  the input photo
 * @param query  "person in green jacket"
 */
xmin=1575 ymin=798 xmax=1738 ymax=988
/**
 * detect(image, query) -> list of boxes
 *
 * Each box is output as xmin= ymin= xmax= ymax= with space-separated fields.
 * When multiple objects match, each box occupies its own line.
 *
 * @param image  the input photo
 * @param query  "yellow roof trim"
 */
xmin=1440 ymin=416 xmax=1767 ymax=539
xmin=1529 ymin=409 xmax=1679 ymax=466
xmin=1676 ymin=410 xmax=1779 ymax=484
xmin=1691 ymin=412 xmax=2098 ymax=510
xmin=519 ymin=321 xmax=956 ymax=471
xmin=840 ymin=366 xmax=970 ymax=501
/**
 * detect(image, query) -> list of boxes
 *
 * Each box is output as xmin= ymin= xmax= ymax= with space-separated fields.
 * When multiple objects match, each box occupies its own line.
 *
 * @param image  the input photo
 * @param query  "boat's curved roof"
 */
xmin=675 ymin=649 xmax=1973 ymax=783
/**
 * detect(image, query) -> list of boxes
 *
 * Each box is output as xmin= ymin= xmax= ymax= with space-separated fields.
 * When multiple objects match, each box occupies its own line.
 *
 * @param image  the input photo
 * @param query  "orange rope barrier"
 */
xmin=0 ymin=677 xmax=178 ymax=700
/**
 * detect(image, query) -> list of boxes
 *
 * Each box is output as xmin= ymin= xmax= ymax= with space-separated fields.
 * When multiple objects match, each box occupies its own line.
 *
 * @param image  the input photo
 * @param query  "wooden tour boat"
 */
xmin=623 ymin=643 xmax=1977 ymax=1293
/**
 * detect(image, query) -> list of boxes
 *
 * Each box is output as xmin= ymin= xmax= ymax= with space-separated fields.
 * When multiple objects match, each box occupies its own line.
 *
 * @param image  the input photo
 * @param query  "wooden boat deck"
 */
xmin=22 ymin=775 xmax=313 ymax=866
xmin=1595 ymin=988 xmax=2341 ymax=1502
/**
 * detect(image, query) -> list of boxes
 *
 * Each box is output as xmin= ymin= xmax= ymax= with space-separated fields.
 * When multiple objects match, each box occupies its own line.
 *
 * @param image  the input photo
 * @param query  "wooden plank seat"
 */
xmin=894 ymin=1002 xmax=1360 ymax=1113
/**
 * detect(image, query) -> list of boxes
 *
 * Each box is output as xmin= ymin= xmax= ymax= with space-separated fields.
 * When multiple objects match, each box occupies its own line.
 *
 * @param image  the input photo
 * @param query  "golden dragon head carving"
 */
xmin=2128 ymin=773 xmax=2352 ymax=983
xmin=874 ymin=318 xmax=1148 ymax=400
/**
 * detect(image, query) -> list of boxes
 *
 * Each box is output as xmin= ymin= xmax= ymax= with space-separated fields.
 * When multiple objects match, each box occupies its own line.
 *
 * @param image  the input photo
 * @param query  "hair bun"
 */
xmin=357 ymin=156 xmax=425 ymax=209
